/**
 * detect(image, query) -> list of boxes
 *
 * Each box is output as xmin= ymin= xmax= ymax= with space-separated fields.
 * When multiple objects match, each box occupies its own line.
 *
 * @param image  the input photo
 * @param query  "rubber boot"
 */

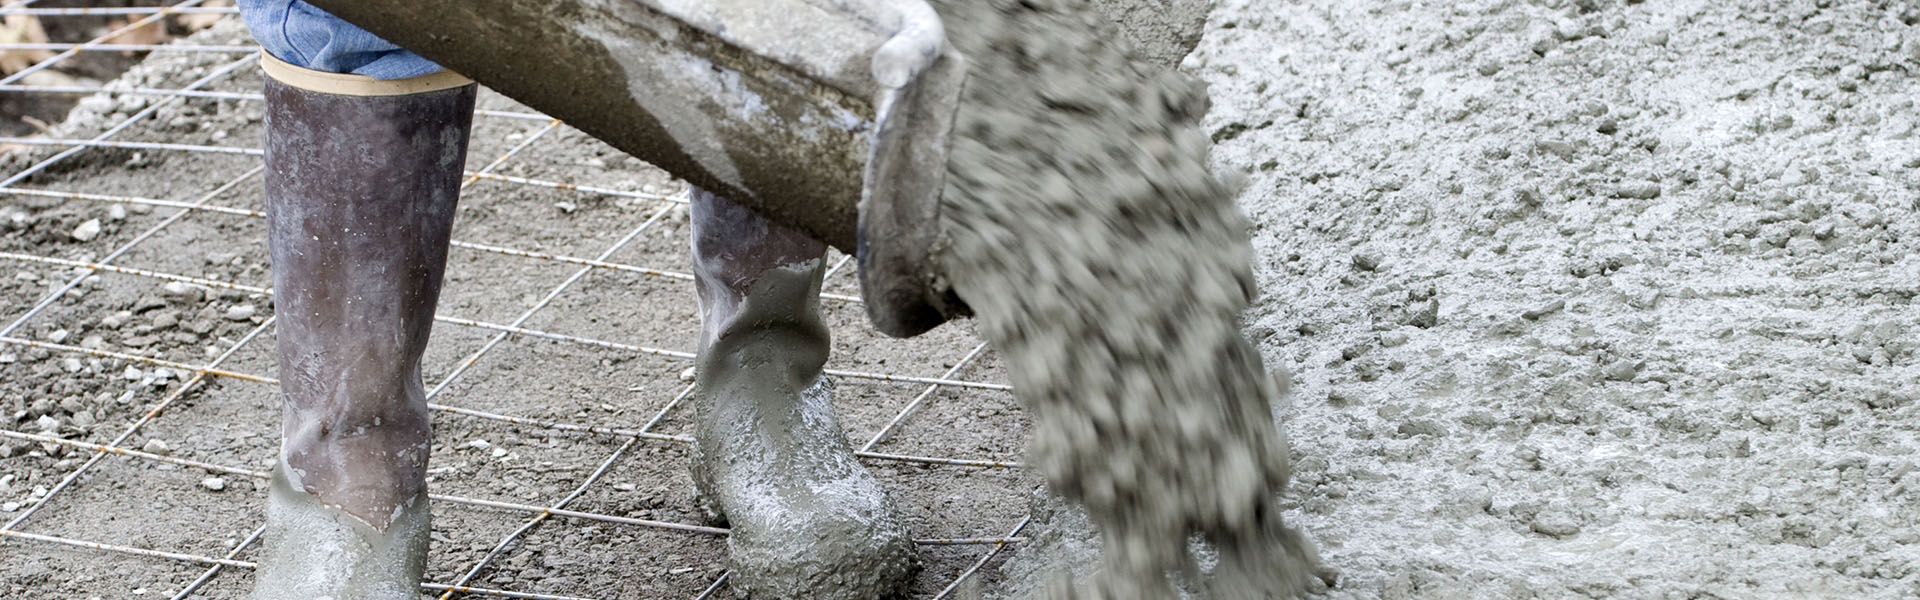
xmin=250 ymin=53 xmax=475 ymax=600
xmin=687 ymin=189 xmax=920 ymax=599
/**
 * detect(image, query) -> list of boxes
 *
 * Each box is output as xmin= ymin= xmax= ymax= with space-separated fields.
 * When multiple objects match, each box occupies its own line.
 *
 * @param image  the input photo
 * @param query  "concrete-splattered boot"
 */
xmin=687 ymin=189 xmax=919 ymax=599
xmin=250 ymin=53 xmax=475 ymax=600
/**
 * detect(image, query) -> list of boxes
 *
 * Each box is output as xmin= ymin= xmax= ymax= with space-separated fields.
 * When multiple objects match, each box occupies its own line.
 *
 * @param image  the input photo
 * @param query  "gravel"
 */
xmin=221 ymin=303 xmax=255 ymax=321
xmin=69 ymin=219 xmax=100 ymax=242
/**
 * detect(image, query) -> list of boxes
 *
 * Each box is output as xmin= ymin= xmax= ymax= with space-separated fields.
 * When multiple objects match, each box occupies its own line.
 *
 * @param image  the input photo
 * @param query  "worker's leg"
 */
xmin=239 ymin=3 xmax=473 ymax=598
xmin=688 ymin=189 xmax=919 ymax=599
xmin=239 ymin=0 xmax=445 ymax=78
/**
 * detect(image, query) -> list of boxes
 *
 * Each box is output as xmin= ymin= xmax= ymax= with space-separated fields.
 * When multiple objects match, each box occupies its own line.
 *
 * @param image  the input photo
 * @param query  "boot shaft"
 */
xmin=264 ymin=53 xmax=475 ymax=382
xmin=688 ymin=188 xmax=831 ymax=385
xmin=260 ymin=52 xmax=474 ymax=532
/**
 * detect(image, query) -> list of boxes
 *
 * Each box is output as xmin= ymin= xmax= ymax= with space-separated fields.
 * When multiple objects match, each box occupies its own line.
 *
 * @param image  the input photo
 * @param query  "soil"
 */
xmin=4 ymin=0 xmax=1919 ymax=598
xmin=0 ymin=0 xmax=229 ymax=137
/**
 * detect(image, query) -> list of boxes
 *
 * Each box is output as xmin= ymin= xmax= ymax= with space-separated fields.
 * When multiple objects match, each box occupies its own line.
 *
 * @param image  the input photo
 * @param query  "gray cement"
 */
xmin=12 ymin=1 xmax=1917 ymax=597
xmin=250 ymin=465 xmax=431 ymax=600
xmin=1196 ymin=0 xmax=1920 ymax=595
xmin=689 ymin=252 xmax=918 ymax=599
xmin=1089 ymin=0 xmax=1209 ymax=68
xmin=929 ymin=0 xmax=1316 ymax=596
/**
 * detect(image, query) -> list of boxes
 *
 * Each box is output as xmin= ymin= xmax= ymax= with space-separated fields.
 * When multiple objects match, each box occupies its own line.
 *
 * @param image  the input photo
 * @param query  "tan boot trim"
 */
xmin=260 ymin=51 xmax=472 ymax=97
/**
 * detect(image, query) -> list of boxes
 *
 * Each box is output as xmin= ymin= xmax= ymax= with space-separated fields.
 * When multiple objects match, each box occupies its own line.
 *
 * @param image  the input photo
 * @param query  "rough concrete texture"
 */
xmin=250 ymin=466 xmax=431 ymax=600
xmin=931 ymin=0 xmax=1316 ymax=596
xmin=7 ymin=0 xmax=1920 ymax=597
xmin=1195 ymin=0 xmax=1920 ymax=596
xmin=688 ymin=191 xmax=918 ymax=599
xmin=1089 ymin=0 xmax=1209 ymax=67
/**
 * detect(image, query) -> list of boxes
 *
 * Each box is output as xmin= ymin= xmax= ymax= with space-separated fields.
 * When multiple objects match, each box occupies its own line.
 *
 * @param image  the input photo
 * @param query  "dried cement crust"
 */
xmin=251 ymin=465 xmax=430 ymax=600
xmin=928 ymin=0 xmax=1317 ymax=596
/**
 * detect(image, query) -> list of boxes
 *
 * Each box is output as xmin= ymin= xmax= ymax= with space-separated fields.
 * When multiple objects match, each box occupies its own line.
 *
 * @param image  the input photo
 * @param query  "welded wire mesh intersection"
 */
xmin=0 ymin=3 xmax=1032 ymax=598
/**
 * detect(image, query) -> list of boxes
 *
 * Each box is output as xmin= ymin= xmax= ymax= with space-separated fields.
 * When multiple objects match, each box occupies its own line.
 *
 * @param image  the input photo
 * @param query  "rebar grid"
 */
xmin=0 ymin=84 xmax=551 ymax=120
xmin=0 ymin=312 xmax=271 ymax=532
xmin=2 ymin=323 xmax=1024 ymax=472
xmin=0 ymin=136 xmax=695 ymax=205
xmin=0 ymin=0 xmax=210 ymax=86
xmin=0 ymin=252 xmax=1008 ymax=394
xmin=433 ymin=388 xmax=674 ymax=600
xmin=0 ymin=42 xmax=256 ymax=53
xmin=933 ymin=516 xmax=1033 ymax=600
xmin=0 ymin=184 xmax=1021 ymax=593
xmin=0 ymin=5 xmax=237 ymax=16
xmin=173 ymin=523 xmax=263 ymax=600
xmin=2 ymin=528 xmax=602 ymax=600
xmin=0 ymin=56 xmax=256 ymax=192
xmin=0 ymin=49 xmax=268 ymax=529
xmin=0 ymin=7 xmax=1032 ymax=599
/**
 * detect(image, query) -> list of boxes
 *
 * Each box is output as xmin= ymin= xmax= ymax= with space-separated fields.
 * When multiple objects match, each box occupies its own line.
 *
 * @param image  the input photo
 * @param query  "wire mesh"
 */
xmin=0 ymin=4 xmax=1034 ymax=599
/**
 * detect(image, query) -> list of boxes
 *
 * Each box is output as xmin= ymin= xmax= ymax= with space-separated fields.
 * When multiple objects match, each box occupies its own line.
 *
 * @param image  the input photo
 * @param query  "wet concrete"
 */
xmin=687 ymin=191 xmax=918 ymax=599
xmin=9 ymin=3 xmax=1919 ymax=597
xmin=929 ymin=0 xmax=1317 ymax=596
xmin=1090 ymin=0 xmax=1208 ymax=68
xmin=250 ymin=465 xmax=431 ymax=600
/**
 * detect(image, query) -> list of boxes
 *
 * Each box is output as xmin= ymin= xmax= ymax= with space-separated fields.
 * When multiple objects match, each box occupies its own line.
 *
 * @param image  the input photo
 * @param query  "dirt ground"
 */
xmin=0 ymin=0 xmax=232 ymax=137
xmin=2 ymin=0 xmax=1918 ymax=598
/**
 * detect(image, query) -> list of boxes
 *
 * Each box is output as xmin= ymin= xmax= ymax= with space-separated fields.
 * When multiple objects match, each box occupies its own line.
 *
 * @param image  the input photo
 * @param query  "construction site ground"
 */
xmin=4 ymin=0 xmax=1919 ymax=598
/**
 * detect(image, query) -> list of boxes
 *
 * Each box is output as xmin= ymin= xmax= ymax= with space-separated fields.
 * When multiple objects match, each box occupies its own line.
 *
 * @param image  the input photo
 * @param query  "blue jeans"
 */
xmin=238 ymin=0 xmax=443 ymax=79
